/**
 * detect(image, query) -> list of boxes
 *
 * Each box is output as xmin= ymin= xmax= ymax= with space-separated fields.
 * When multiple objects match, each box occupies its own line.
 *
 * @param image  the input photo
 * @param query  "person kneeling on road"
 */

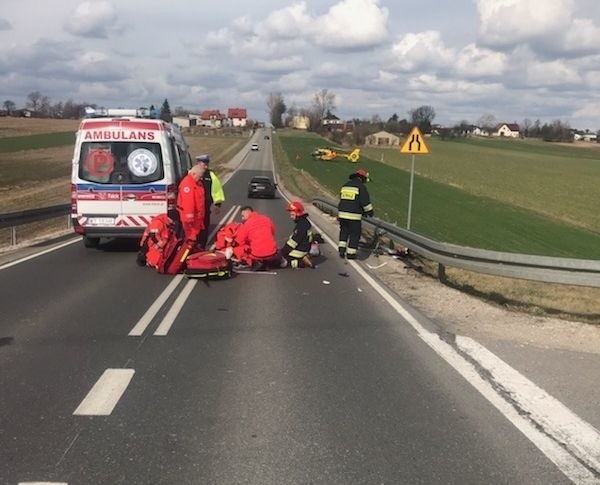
xmin=279 ymin=201 xmax=314 ymax=269
xmin=212 ymin=222 xmax=240 ymax=260
xmin=233 ymin=206 xmax=279 ymax=271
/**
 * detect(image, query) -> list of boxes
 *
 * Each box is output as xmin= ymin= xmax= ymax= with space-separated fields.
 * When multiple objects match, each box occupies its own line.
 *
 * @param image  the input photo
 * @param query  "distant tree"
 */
xmin=26 ymin=91 xmax=43 ymax=112
xmin=522 ymin=118 xmax=532 ymax=137
xmin=313 ymin=88 xmax=336 ymax=121
xmin=39 ymin=95 xmax=51 ymax=117
xmin=385 ymin=113 xmax=400 ymax=133
xmin=173 ymin=106 xmax=189 ymax=117
xmin=50 ymin=101 xmax=63 ymax=118
xmin=477 ymin=113 xmax=497 ymax=133
xmin=159 ymin=99 xmax=172 ymax=122
xmin=409 ymin=105 xmax=436 ymax=133
xmin=3 ymin=100 xmax=15 ymax=115
xmin=541 ymin=119 xmax=572 ymax=142
xmin=266 ymin=92 xmax=286 ymax=128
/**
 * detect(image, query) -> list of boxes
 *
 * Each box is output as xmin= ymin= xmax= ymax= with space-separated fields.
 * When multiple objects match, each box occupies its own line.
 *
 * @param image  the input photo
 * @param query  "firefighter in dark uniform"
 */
xmin=280 ymin=201 xmax=314 ymax=268
xmin=195 ymin=154 xmax=225 ymax=249
xmin=337 ymin=168 xmax=373 ymax=259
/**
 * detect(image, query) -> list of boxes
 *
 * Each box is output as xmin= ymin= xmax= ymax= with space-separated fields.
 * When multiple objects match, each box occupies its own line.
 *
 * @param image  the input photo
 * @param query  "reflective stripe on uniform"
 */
xmin=346 ymin=247 xmax=357 ymax=255
xmin=338 ymin=211 xmax=362 ymax=221
xmin=363 ymin=203 xmax=373 ymax=212
xmin=286 ymin=238 xmax=298 ymax=248
xmin=288 ymin=249 xmax=308 ymax=258
xmin=338 ymin=241 xmax=347 ymax=248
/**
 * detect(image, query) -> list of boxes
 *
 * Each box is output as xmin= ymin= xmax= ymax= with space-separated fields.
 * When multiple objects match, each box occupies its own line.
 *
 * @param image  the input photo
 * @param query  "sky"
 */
xmin=1 ymin=0 xmax=599 ymax=130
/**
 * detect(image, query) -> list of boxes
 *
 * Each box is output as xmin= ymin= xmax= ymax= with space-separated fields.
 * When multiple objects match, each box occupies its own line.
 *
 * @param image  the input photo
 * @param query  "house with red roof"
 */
xmin=199 ymin=109 xmax=225 ymax=128
xmin=494 ymin=123 xmax=520 ymax=138
xmin=228 ymin=108 xmax=247 ymax=127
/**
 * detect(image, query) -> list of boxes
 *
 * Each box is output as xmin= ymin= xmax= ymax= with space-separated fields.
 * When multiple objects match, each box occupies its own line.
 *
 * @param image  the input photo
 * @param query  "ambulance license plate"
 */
xmin=88 ymin=217 xmax=115 ymax=225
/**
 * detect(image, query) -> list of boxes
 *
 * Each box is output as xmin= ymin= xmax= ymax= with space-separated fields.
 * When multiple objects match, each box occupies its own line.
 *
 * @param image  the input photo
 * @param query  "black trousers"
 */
xmin=197 ymin=204 xmax=212 ymax=248
xmin=338 ymin=219 xmax=361 ymax=258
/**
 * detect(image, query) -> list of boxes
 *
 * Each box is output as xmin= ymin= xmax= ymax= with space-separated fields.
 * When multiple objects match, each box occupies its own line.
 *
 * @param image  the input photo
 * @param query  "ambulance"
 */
xmin=71 ymin=108 xmax=192 ymax=247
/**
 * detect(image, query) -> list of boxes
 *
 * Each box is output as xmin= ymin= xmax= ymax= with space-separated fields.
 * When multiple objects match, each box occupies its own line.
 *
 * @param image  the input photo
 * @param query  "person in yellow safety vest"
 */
xmin=195 ymin=154 xmax=225 ymax=249
xmin=337 ymin=168 xmax=373 ymax=259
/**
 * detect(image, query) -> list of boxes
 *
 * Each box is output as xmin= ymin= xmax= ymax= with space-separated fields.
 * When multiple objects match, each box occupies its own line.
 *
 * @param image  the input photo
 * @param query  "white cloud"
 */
xmin=526 ymin=60 xmax=582 ymax=87
xmin=455 ymin=44 xmax=507 ymax=77
xmin=477 ymin=0 xmax=572 ymax=48
xmin=0 ymin=18 xmax=12 ymax=30
xmin=407 ymin=74 xmax=503 ymax=97
xmin=257 ymin=3 xmax=313 ymax=40
xmin=571 ymin=101 xmax=600 ymax=123
xmin=64 ymin=1 xmax=117 ymax=38
xmin=252 ymin=55 xmax=305 ymax=73
xmin=564 ymin=19 xmax=600 ymax=55
xmin=391 ymin=31 xmax=454 ymax=72
xmin=314 ymin=0 xmax=389 ymax=50
xmin=375 ymin=70 xmax=398 ymax=84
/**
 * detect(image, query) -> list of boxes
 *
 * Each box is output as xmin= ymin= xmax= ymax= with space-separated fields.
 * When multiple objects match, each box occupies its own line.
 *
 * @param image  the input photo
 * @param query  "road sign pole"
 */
xmin=407 ymin=154 xmax=415 ymax=230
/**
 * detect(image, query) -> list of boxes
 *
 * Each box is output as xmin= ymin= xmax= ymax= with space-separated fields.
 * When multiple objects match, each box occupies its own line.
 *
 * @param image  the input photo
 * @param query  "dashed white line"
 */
xmin=19 ymin=482 xmax=68 ymax=485
xmin=73 ymin=369 xmax=135 ymax=416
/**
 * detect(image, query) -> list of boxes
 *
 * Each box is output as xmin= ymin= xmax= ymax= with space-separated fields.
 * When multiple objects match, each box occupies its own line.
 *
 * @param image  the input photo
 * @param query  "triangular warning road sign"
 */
xmin=400 ymin=126 xmax=430 ymax=154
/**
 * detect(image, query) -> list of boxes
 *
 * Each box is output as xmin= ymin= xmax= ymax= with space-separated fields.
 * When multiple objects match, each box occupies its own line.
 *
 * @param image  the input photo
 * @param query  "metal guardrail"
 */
xmin=0 ymin=204 xmax=71 ymax=245
xmin=313 ymin=197 xmax=600 ymax=288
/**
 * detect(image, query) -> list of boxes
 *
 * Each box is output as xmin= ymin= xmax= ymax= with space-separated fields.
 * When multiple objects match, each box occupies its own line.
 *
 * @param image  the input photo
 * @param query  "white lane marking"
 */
xmin=0 ymin=238 xmax=79 ymax=271
xmin=73 ymin=369 xmax=134 ymax=416
xmin=128 ymin=275 xmax=184 ymax=336
xmin=19 ymin=482 xmax=68 ymax=484
xmin=128 ymin=205 xmax=239 ymax=337
xmin=457 ymin=336 xmax=600 ymax=474
xmin=308 ymin=218 xmax=600 ymax=483
xmin=153 ymin=280 xmax=197 ymax=336
xmin=151 ymin=206 xmax=240 ymax=336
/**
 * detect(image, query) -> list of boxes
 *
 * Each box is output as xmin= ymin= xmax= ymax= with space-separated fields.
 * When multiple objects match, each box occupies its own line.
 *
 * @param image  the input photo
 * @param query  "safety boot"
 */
xmin=301 ymin=255 xmax=314 ymax=268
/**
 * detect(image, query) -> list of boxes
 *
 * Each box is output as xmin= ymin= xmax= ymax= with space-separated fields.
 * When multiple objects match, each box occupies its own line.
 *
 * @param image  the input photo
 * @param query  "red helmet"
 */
xmin=286 ymin=201 xmax=305 ymax=216
xmin=356 ymin=168 xmax=369 ymax=179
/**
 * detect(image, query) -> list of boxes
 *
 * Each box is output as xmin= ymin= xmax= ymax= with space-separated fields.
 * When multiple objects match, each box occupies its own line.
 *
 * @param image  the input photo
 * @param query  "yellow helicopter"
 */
xmin=311 ymin=147 xmax=361 ymax=163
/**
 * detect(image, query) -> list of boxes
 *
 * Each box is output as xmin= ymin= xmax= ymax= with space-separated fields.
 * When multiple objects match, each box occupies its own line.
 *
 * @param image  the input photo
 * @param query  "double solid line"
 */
xmin=128 ymin=204 xmax=240 ymax=337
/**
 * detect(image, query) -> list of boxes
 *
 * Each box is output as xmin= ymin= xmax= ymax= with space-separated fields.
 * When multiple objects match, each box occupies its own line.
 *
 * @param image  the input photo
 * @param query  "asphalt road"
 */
xmin=0 ymin=130 xmax=576 ymax=484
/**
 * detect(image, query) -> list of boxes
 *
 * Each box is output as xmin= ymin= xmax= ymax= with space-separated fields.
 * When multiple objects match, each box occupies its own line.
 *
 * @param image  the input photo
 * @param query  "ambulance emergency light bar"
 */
xmin=84 ymin=106 xmax=154 ymax=118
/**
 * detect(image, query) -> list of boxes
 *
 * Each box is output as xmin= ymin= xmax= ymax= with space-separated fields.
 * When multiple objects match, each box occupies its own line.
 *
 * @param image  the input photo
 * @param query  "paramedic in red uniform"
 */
xmin=233 ymin=206 xmax=278 ymax=269
xmin=177 ymin=164 xmax=206 ymax=245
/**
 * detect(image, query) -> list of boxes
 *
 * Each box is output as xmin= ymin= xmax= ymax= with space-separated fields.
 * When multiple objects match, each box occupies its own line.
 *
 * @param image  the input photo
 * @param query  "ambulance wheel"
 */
xmin=83 ymin=236 xmax=100 ymax=248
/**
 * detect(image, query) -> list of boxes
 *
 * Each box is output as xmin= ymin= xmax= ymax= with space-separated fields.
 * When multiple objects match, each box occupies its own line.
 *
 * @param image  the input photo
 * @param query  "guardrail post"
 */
xmin=11 ymin=226 xmax=17 ymax=246
xmin=438 ymin=263 xmax=446 ymax=283
xmin=67 ymin=214 xmax=72 ymax=229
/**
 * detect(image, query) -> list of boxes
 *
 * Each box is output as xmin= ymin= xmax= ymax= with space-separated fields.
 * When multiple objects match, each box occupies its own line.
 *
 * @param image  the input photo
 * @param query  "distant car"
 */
xmin=247 ymin=176 xmax=276 ymax=199
xmin=251 ymin=143 xmax=259 ymax=151
xmin=264 ymin=135 xmax=270 ymax=140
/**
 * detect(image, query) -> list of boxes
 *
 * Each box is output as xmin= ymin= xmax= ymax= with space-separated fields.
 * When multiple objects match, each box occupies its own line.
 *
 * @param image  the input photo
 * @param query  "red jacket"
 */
xmin=235 ymin=211 xmax=277 ymax=258
xmin=214 ymin=222 xmax=239 ymax=250
xmin=177 ymin=173 xmax=205 ymax=241
xmin=140 ymin=214 xmax=173 ymax=268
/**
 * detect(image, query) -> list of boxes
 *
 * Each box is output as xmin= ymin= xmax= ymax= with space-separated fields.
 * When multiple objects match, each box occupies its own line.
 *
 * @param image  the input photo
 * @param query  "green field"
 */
xmin=0 ymin=132 xmax=75 ymax=153
xmin=276 ymin=131 xmax=600 ymax=259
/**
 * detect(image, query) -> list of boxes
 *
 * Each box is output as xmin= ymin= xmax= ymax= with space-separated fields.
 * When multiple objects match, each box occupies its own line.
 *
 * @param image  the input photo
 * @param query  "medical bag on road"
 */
xmin=184 ymin=251 xmax=232 ymax=279
xmin=158 ymin=238 xmax=194 ymax=275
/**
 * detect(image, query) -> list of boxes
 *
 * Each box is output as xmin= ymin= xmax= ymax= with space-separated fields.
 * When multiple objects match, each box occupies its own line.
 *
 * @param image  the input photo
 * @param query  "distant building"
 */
xmin=291 ymin=115 xmax=310 ymax=130
xmin=227 ymin=108 xmax=247 ymax=127
xmin=322 ymin=112 xmax=344 ymax=130
xmin=366 ymin=130 xmax=400 ymax=146
xmin=494 ymin=123 xmax=520 ymax=138
xmin=199 ymin=110 xmax=225 ymax=128
xmin=173 ymin=116 xmax=196 ymax=128
xmin=472 ymin=126 xmax=490 ymax=137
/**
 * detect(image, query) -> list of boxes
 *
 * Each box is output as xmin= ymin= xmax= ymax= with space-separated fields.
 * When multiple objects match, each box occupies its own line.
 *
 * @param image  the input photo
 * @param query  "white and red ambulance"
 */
xmin=71 ymin=109 xmax=192 ymax=247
